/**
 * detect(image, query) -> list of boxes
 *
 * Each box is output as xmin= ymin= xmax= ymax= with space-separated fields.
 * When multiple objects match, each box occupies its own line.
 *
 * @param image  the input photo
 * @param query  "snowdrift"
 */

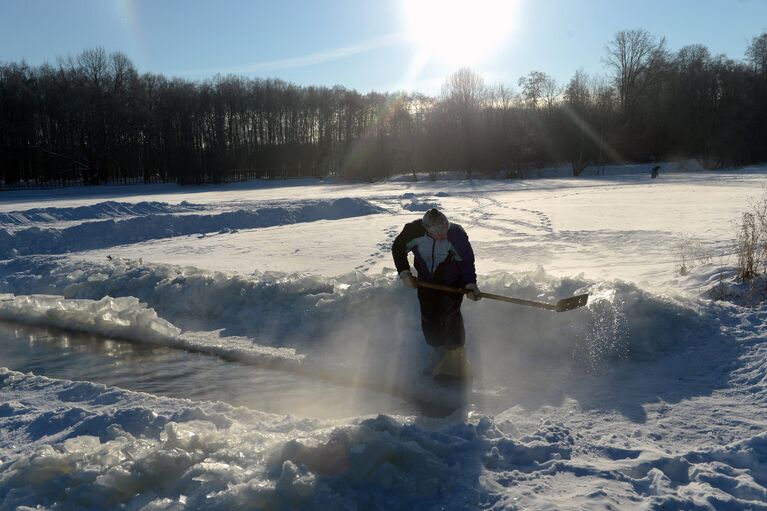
xmin=0 ymin=294 xmax=305 ymax=374
xmin=3 ymin=368 xmax=767 ymax=510
xmin=0 ymin=200 xmax=205 ymax=227
xmin=0 ymin=294 xmax=179 ymax=343
xmin=0 ymin=198 xmax=384 ymax=258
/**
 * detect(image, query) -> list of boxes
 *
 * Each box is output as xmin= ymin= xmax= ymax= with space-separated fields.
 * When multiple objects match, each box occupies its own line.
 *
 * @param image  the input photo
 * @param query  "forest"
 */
xmin=1 ymin=29 xmax=766 ymax=188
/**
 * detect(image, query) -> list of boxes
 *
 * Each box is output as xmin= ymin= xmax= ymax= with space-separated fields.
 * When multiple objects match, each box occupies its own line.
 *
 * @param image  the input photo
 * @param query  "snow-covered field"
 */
xmin=1 ymin=164 xmax=767 ymax=509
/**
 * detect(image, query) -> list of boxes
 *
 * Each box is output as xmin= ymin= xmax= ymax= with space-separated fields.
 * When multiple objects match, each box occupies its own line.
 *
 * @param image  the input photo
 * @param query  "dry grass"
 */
xmin=735 ymin=188 xmax=767 ymax=282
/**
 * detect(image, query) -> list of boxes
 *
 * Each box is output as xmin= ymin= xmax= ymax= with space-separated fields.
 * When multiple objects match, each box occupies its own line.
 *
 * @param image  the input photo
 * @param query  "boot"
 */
xmin=423 ymin=346 xmax=447 ymax=375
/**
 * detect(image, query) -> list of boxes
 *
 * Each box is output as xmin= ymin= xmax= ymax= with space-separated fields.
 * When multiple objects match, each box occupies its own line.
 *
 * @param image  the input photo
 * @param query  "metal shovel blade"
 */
xmin=555 ymin=293 xmax=590 ymax=312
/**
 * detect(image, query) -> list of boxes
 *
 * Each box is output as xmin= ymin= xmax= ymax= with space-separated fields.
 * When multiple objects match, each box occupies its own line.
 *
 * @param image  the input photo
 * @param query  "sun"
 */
xmin=402 ymin=0 xmax=518 ymax=66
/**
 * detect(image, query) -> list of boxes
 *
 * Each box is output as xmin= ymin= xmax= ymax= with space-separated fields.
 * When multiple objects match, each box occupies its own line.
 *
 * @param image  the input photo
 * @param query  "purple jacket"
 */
xmin=392 ymin=220 xmax=477 ymax=286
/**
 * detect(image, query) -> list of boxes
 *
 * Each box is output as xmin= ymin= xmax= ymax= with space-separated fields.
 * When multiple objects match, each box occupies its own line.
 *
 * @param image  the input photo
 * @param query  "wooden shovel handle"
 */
xmin=416 ymin=281 xmax=588 ymax=312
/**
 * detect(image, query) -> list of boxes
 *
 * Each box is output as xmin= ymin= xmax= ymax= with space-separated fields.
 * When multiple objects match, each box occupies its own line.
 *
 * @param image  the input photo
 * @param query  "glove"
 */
xmin=399 ymin=270 xmax=418 ymax=289
xmin=465 ymin=283 xmax=481 ymax=301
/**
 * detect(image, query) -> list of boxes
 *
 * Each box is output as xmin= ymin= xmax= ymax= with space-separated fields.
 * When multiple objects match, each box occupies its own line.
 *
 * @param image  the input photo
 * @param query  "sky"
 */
xmin=1 ymin=0 xmax=766 ymax=95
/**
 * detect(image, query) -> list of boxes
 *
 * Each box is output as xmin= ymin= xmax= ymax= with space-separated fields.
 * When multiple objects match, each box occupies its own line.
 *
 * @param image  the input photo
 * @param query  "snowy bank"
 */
xmin=0 ymin=198 xmax=384 ymax=258
xmin=0 ymin=200 xmax=205 ymax=227
xmin=0 ymin=294 xmax=180 ymax=343
xmin=3 ymin=369 xmax=767 ymax=510
xmin=0 ymin=293 xmax=306 ymax=374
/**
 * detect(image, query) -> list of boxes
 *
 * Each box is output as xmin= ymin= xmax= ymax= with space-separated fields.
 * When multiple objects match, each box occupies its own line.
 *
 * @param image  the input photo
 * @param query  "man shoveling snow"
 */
xmin=392 ymin=208 xmax=480 ymax=379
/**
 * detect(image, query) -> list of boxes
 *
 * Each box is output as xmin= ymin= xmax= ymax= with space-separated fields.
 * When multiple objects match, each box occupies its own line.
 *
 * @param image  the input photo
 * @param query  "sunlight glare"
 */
xmin=402 ymin=0 xmax=517 ymax=65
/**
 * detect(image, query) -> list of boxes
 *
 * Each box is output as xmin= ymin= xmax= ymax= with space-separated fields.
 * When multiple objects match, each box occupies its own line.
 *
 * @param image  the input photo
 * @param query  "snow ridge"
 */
xmin=0 ymin=294 xmax=180 ymax=343
xmin=3 ymin=369 xmax=767 ymax=510
xmin=0 ymin=200 xmax=205 ymax=226
xmin=0 ymin=198 xmax=383 ymax=258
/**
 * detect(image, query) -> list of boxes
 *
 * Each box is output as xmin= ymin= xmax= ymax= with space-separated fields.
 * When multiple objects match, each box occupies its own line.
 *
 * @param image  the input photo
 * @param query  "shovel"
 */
xmin=417 ymin=281 xmax=589 ymax=312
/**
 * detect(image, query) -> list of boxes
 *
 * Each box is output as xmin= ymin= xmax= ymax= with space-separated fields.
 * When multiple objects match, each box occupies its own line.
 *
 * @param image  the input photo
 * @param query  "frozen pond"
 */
xmin=0 ymin=321 xmax=426 ymax=420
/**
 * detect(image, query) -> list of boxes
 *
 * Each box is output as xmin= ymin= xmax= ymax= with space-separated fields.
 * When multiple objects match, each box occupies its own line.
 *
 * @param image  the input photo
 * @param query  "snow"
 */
xmin=0 ymin=294 xmax=180 ymax=342
xmin=1 ymin=163 xmax=767 ymax=509
xmin=0 ymin=197 xmax=383 ymax=258
xmin=0 ymin=200 xmax=206 ymax=228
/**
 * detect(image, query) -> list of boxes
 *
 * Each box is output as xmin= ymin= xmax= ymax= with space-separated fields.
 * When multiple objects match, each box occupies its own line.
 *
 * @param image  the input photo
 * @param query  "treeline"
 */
xmin=1 ymin=30 xmax=766 ymax=188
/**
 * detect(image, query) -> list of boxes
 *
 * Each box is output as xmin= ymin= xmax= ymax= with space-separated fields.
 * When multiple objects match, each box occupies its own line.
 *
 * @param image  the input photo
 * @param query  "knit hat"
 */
xmin=422 ymin=208 xmax=449 ymax=235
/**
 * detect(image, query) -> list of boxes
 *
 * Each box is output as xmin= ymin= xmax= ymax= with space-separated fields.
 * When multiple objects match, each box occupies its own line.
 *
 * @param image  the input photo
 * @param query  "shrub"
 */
xmin=735 ymin=189 xmax=767 ymax=281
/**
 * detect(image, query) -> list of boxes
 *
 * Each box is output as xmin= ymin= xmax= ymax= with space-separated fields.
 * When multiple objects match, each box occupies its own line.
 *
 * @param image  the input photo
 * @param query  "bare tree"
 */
xmin=440 ymin=68 xmax=487 ymax=173
xmin=517 ymin=71 xmax=544 ymax=109
xmin=441 ymin=67 xmax=487 ymax=117
xmin=489 ymin=83 xmax=515 ymax=111
xmin=77 ymin=47 xmax=109 ymax=91
xmin=564 ymin=70 xmax=591 ymax=107
xmin=746 ymin=33 xmax=767 ymax=76
xmin=518 ymin=71 xmax=558 ymax=110
xmin=604 ymin=29 xmax=667 ymax=115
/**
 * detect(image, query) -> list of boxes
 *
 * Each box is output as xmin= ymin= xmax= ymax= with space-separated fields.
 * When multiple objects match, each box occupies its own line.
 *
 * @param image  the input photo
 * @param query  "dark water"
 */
xmin=0 ymin=321 xmax=421 ymax=419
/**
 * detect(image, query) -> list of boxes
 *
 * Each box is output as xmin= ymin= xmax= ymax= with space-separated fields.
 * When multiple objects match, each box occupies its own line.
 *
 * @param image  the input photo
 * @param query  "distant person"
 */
xmin=391 ymin=208 xmax=480 ymax=378
xmin=651 ymin=165 xmax=660 ymax=179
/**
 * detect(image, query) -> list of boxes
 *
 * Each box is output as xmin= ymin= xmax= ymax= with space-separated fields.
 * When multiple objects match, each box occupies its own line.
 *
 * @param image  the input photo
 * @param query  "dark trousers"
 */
xmin=417 ymin=286 xmax=465 ymax=348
